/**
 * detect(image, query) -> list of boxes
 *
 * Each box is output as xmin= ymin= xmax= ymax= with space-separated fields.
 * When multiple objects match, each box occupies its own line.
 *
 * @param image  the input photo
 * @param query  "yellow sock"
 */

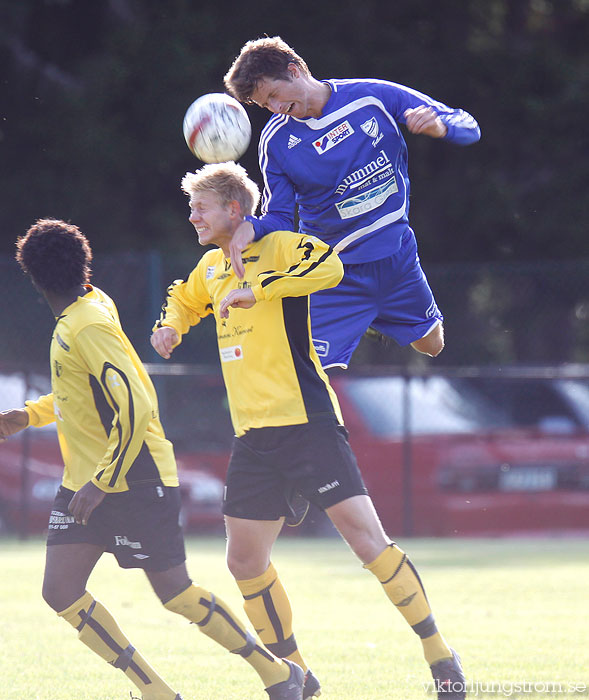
xmin=58 ymin=591 xmax=177 ymax=700
xmin=236 ymin=563 xmax=308 ymax=672
xmin=164 ymin=583 xmax=289 ymax=688
xmin=365 ymin=544 xmax=453 ymax=665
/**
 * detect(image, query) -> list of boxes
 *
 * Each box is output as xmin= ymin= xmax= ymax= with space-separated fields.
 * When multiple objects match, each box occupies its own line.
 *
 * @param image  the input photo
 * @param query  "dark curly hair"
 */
xmin=15 ymin=218 xmax=92 ymax=294
xmin=224 ymin=36 xmax=310 ymax=103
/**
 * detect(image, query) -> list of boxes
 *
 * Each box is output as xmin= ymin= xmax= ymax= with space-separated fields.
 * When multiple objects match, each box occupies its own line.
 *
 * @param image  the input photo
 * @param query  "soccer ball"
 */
xmin=183 ymin=93 xmax=251 ymax=163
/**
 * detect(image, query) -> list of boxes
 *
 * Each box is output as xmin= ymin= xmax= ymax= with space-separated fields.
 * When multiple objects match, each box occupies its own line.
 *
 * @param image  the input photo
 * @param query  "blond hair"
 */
xmin=181 ymin=162 xmax=260 ymax=216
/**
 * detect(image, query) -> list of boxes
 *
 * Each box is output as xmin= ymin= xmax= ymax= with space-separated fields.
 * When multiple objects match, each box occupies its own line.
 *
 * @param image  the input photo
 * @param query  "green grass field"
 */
xmin=1 ymin=535 xmax=587 ymax=699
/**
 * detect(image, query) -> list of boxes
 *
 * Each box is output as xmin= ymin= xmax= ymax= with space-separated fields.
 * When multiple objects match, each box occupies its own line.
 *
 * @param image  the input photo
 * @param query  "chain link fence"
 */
xmin=2 ymin=250 xmax=589 ymax=537
xmin=1 ymin=251 xmax=589 ymax=368
xmin=2 ymin=363 xmax=589 ymax=538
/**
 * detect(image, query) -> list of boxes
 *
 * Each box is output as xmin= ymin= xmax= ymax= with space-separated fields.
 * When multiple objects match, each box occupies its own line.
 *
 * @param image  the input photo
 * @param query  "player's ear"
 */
xmin=229 ymin=200 xmax=242 ymax=219
xmin=287 ymin=63 xmax=299 ymax=80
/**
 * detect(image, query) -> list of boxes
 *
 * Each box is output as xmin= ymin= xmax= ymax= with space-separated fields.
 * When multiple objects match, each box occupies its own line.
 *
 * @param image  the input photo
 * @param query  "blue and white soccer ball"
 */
xmin=183 ymin=93 xmax=251 ymax=163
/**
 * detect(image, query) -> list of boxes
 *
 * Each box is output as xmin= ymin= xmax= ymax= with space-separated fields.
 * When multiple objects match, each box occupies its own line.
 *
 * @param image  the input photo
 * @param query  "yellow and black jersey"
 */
xmin=25 ymin=285 xmax=177 ymax=493
xmin=155 ymin=231 xmax=344 ymax=436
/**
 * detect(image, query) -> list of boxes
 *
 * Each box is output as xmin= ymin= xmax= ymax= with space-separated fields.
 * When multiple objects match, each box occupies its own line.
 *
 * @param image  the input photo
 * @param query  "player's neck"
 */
xmin=44 ymin=284 xmax=88 ymax=317
xmin=307 ymin=78 xmax=332 ymax=118
xmin=220 ymin=221 xmax=245 ymax=259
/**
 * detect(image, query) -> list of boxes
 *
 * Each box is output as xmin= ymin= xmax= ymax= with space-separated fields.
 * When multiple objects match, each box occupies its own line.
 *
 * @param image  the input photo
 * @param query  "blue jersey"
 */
xmin=248 ymin=78 xmax=480 ymax=264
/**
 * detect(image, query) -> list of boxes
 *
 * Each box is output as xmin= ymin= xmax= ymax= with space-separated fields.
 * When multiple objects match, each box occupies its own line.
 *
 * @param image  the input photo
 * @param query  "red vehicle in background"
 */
xmin=0 ymin=429 xmax=227 ymax=536
xmin=332 ymin=374 xmax=589 ymax=536
xmin=0 ymin=372 xmax=228 ymax=536
xmin=2 ymin=370 xmax=589 ymax=537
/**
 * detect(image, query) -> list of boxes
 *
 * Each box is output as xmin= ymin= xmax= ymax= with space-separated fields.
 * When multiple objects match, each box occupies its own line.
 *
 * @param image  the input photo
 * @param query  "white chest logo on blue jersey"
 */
xmin=335 ymin=149 xmax=395 ymax=196
xmin=335 ymin=178 xmax=399 ymax=220
xmin=360 ymin=117 xmax=384 ymax=147
xmin=313 ymin=120 xmax=354 ymax=154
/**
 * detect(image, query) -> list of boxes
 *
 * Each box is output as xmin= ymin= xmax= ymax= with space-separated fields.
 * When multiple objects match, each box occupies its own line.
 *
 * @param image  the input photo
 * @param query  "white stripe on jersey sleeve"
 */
xmin=325 ymin=78 xmax=470 ymax=120
xmin=441 ymin=109 xmax=479 ymax=130
xmin=258 ymin=114 xmax=289 ymax=214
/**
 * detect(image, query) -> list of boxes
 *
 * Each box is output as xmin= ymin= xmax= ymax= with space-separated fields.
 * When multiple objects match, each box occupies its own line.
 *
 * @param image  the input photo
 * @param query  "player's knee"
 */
xmin=429 ymin=335 xmax=445 ymax=357
xmin=349 ymin=531 xmax=391 ymax=564
xmin=412 ymin=325 xmax=444 ymax=357
xmin=226 ymin=549 xmax=247 ymax=578
xmin=334 ymin=517 xmax=390 ymax=563
xmin=41 ymin=581 xmax=57 ymax=610
xmin=146 ymin=563 xmax=192 ymax=604
xmin=226 ymin=549 xmax=267 ymax=580
xmin=42 ymin=579 xmax=74 ymax=612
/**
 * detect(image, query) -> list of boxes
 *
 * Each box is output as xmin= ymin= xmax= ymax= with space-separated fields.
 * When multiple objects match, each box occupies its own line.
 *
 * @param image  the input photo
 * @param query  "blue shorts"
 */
xmin=310 ymin=229 xmax=443 ymax=368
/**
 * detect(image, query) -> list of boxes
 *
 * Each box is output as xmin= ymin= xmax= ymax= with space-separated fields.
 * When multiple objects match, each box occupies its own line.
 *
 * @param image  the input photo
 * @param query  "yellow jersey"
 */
xmin=25 ymin=286 xmax=178 ymax=493
xmin=155 ymin=231 xmax=344 ymax=436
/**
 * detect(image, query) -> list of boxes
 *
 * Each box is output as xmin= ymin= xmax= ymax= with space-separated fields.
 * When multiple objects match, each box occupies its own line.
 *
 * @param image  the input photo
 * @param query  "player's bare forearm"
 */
xmin=0 ymin=408 xmax=29 ymax=442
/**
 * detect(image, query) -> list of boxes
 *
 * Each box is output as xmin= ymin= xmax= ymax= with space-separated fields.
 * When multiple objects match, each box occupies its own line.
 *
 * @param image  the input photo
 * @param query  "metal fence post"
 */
xmin=401 ymin=372 xmax=413 ymax=536
xmin=19 ymin=370 xmax=31 ymax=540
xmin=147 ymin=250 xmax=168 ymax=420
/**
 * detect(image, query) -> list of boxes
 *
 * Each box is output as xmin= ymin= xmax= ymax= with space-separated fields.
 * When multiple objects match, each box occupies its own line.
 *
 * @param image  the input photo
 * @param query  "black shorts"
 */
xmin=222 ymin=419 xmax=368 ymax=521
xmin=47 ymin=484 xmax=186 ymax=572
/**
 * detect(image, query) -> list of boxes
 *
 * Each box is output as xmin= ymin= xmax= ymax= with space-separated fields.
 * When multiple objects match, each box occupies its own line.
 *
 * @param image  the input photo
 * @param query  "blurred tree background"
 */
xmin=1 ymin=0 xmax=588 ymax=366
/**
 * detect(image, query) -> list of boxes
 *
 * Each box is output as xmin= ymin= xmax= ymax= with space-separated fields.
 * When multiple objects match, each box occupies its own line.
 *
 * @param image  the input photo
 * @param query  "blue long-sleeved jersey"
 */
xmin=247 ymin=78 xmax=480 ymax=264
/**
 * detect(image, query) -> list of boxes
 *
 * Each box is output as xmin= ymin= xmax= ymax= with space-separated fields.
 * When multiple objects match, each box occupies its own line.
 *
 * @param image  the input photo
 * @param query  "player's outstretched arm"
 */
xmin=150 ymin=326 xmax=179 ymax=360
xmin=229 ymin=220 xmax=255 ymax=280
xmin=0 ymin=409 xmax=29 ymax=442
